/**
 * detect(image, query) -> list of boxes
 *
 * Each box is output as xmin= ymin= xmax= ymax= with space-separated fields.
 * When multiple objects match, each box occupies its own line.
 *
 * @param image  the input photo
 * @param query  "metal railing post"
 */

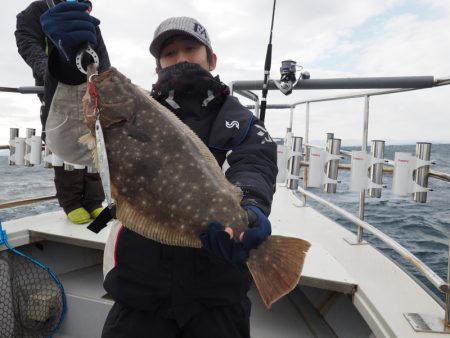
xmin=413 ymin=142 xmax=432 ymax=203
xmin=302 ymin=102 xmax=310 ymax=205
xmin=9 ymin=128 xmax=19 ymax=165
xmin=24 ymin=128 xmax=36 ymax=167
xmin=369 ymin=140 xmax=385 ymax=198
xmin=324 ymin=138 xmax=341 ymax=193
xmin=446 ymin=236 xmax=450 ymax=327
xmin=356 ymin=96 xmax=370 ymax=243
xmin=287 ymin=137 xmax=303 ymax=190
xmin=289 ymin=106 xmax=294 ymax=131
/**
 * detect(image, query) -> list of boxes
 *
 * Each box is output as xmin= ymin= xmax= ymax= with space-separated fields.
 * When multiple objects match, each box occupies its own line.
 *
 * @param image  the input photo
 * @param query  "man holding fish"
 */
xmin=40 ymin=3 xmax=308 ymax=338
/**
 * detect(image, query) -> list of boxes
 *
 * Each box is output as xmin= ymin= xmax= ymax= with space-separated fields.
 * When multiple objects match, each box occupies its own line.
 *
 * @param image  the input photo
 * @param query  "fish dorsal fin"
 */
xmin=79 ymin=133 xmax=99 ymax=169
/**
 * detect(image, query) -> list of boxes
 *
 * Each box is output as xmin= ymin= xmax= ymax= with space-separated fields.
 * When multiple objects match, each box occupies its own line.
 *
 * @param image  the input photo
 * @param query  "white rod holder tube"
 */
xmin=324 ymin=138 xmax=341 ymax=193
xmin=287 ymin=137 xmax=303 ymax=190
xmin=369 ymin=140 xmax=385 ymax=198
xmin=24 ymin=128 xmax=36 ymax=167
xmin=412 ymin=142 xmax=431 ymax=203
xmin=9 ymin=128 xmax=19 ymax=165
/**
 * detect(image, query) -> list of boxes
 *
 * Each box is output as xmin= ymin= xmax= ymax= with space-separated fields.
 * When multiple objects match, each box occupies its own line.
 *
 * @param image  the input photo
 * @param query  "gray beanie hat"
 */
xmin=149 ymin=17 xmax=212 ymax=58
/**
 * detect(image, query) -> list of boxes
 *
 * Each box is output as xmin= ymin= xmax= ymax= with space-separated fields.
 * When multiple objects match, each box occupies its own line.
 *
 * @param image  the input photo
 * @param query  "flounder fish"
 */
xmin=81 ymin=65 xmax=310 ymax=308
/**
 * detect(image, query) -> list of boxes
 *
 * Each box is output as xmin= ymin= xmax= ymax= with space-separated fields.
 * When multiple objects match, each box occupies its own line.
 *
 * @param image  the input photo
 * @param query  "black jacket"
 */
xmin=103 ymin=96 xmax=277 ymax=325
xmin=15 ymin=0 xmax=110 ymax=131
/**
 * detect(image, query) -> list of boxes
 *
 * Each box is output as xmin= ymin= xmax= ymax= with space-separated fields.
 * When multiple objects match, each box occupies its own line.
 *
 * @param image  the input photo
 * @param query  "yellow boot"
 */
xmin=67 ymin=207 xmax=91 ymax=224
xmin=90 ymin=207 xmax=104 ymax=219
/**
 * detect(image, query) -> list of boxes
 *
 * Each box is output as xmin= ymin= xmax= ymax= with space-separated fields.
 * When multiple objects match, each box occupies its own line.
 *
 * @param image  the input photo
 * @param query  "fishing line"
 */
xmin=259 ymin=0 xmax=277 ymax=122
xmin=43 ymin=115 xmax=69 ymax=133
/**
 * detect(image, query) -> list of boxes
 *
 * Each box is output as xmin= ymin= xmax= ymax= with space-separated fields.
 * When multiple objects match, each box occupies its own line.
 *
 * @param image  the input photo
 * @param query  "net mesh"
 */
xmin=0 ymin=250 xmax=65 ymax=338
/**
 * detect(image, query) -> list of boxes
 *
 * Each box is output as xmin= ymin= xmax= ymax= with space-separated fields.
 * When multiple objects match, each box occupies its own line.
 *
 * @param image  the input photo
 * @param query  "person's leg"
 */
xmin=54 ymin=166 xmax=84 ymax=213
xmin=182 ymin=298 xmax=251 ymax=338
xmin=82 ymin=170 xmax=105 ymax=217
xmin=54 ymin=166 xmax=90 ymax=223
xmin=102 ymin=302 xmax=181 ymax=338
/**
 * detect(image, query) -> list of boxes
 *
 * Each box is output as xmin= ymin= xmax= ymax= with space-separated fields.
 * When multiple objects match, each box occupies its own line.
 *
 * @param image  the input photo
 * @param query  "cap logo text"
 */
xmin=193 ymin=23 xmax=208 ymax=39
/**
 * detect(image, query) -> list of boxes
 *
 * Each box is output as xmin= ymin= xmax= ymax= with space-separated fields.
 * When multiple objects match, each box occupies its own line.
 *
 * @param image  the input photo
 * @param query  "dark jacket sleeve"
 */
xmin=225 ymin=118 xmax=278 ymax=215
xmin=14 ymin=1 xmax=48 ymax=84
xmin=48 ymin=26 xmax=111 ymax=85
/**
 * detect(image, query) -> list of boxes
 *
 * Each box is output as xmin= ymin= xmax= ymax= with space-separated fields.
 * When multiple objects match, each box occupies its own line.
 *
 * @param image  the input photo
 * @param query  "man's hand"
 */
xmin=240 ymin=205 xmax=271 ymax=250
xmin=40 ymin=1 xmax=99 ymax=63
xmin=199 ymin=222 xmax=249 ymax=267
xmin=199 ymin=206 xmax=271 ymax=267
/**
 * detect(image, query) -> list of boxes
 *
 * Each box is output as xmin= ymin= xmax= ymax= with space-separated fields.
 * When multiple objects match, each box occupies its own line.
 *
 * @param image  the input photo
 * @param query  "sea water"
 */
xmin=0 ymin=144 xmax=449 ymax=300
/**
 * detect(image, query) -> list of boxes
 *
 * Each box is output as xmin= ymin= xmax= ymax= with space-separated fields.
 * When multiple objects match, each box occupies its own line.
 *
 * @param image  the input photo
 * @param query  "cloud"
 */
xmin=1 ymin=0 xmax=449 ymax=146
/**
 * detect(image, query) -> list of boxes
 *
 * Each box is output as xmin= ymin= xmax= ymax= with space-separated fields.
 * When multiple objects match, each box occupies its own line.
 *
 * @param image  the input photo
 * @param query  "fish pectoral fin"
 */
xmin=247 ymin=235 xmax=311 ymax=309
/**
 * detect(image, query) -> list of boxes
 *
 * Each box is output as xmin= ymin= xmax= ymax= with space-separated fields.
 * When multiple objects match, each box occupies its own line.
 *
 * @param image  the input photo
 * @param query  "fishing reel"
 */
xmin=274 ymin=60 xmax=310 ymax=95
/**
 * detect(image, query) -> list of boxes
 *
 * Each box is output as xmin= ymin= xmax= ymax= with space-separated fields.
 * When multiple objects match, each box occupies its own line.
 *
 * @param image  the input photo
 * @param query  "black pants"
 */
xmin=54 ymin=166 xmax=105 ymax=214
xmin=102 ymin=299 xmax=251 ymax=338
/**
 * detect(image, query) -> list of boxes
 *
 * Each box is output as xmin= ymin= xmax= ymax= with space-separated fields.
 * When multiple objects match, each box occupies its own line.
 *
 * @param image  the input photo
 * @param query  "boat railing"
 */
xmin=2 ymin=78 xmax=450 ymax=329
xmin=231 ymin=75 xmax=450 ymax=329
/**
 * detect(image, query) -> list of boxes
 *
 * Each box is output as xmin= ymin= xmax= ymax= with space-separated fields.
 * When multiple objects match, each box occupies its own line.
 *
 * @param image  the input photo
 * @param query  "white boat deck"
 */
xmin=271 ymin=185 xmax=448 ymax=337
xmin=1 ymin=184 xmax=448 ymax=337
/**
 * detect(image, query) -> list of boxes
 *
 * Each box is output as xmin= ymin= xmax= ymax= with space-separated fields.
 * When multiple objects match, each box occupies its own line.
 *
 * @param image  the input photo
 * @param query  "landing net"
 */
xmin=0 ymin=222 xmax=66 ymax=338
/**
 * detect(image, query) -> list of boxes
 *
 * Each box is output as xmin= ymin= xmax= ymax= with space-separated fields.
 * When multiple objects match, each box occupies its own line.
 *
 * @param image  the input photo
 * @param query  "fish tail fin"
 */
xmin=247 ymin=235 xmax=311 ymax=309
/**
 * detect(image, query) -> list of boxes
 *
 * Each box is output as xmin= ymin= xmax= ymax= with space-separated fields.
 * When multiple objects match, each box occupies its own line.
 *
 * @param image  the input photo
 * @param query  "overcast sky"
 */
xmin=1 ymin=0 xmax=450 ymax=146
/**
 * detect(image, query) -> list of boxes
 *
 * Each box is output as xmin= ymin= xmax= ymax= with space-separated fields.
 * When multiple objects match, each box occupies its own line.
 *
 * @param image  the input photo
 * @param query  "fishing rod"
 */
xmin=0 ymin=86 xmax=44 ymax=94
xmin=259 ymin=0 xmax=277 ymax=122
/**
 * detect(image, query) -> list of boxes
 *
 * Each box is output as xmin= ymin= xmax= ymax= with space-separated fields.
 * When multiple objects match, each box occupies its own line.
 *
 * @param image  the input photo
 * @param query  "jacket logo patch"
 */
xmin=165 ymin=90 xmax=180 ymax=109
xmin=225 ymin=120 xmax=240 ymax=129
xmin=254 ymin=124 xmax=274 ymax=144
xmin=202 ymin=90 xmax=215 ymax=107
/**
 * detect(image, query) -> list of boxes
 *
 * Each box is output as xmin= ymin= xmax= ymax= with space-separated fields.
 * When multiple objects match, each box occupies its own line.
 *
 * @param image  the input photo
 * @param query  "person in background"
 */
xmin=15 ymin=0 xmax=110 ymax=224
xmin=41 ymin=5 xmax=278 ymax=337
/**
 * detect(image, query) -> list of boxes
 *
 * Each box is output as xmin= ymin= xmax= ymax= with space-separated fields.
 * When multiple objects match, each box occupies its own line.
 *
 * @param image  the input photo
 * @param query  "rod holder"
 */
xmin=287 ymin=137 xmax=303 ymax=190
xmin=14 ymin=137 xmax=26 ymax=166
xmin=324 ymin=138 xmax=341 ymax=193
xmin=43 ymin=145 xmax=53 ymax=168
xmin=25 ymin=136 xmax=42 ymax=165
xmin=24 ymin=128 xmax=36 ymax=167
xmin=325 ymin=133 xmax=334 ymax=151
xmin=86 ymin=166 xmax=98 ymax=174
xmin=349 ymin=151 xmax=385 ymax=192
xmin=275 ymin=132 xmax=293 ymax=183
xmin=9 ymin=128 xmax=19 ymax=165
xmin=412 ymin=142 xmax=431 ymax=203
xmin=65 ymin=163 xmax=85 ymax=170
xmin=64 ymin=163 xmax=74 ymax=171
xmin=392 ymin=151 xmax=432 ymax=198
xmin=369 ymin=140 xmax=385 ymax=198
xmin=307 ymin=146 xmax=342 ymax=188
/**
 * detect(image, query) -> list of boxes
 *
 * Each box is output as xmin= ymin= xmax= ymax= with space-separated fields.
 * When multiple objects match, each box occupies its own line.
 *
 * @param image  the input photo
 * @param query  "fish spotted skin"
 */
xmin=82 ymin=66 xmax=311 ymax=308
xmin=83 ymin=66 xmax=247 ymax=247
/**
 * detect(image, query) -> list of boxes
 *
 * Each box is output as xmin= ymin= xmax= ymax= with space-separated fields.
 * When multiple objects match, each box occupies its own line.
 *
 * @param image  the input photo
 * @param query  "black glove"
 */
xmin=199 ymin=206 xmax=272 ymax=267
xmin=199 ymin=222 xmax=249 ymax=267
xmin=40 ymin=1 xmax=99 ymax=63
xmin=241 ymin=205 xmax=272 ymax=250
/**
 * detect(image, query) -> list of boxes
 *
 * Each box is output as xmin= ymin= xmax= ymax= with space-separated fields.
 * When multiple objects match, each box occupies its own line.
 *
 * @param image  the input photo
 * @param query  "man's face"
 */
xmin=158 ymin=35 xmax=217 ymax=71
